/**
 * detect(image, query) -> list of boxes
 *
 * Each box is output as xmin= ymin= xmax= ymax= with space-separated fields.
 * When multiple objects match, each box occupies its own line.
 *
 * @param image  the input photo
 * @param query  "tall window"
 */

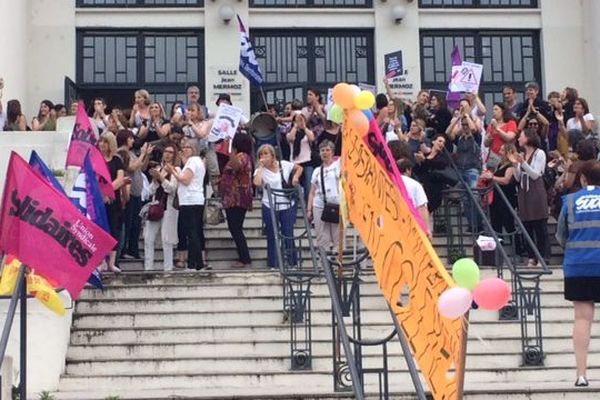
xmin=419 ymin=0 xmax=537 ymax=8
xmin=420 ymin=30 xmax=541 ymax=110
xmin=76 ymin=30 xmax=204 ymax=110
xmin=77 ymin=0 xmax=203 ymax=7
xmin=250 ymin=30 xmax=374 ymax=112
xmin=250 ymin=0 xmax=371 ymax=7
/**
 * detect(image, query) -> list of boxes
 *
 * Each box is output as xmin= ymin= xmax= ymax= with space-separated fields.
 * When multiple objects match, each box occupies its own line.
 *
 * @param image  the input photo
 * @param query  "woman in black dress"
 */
xmin=98 ymin=132 xmax=130 ymax=272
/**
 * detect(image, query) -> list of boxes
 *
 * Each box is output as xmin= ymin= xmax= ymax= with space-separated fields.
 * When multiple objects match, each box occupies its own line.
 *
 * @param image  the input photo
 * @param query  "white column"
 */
xmin=582 ymin=0 xmax=600 ymax=113
xmin=27 ymin=0 xmax=76 ymax=118
xmin=374 ymin=2 xmax=420 ymax=101
xmin=204 ymin=1 xmax=250 ymax=117
xmin=0 ymin=0 xmax=29 ymax=112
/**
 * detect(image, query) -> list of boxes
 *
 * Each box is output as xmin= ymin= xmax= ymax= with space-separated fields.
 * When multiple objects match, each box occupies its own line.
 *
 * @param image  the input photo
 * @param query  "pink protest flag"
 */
xmin=0 ymin=152 xmax=116 ymax=299
xmin=65 ymin=101 xmax=114 ymax=199
xmin=363 ymin=118 xmax=429 ymax=234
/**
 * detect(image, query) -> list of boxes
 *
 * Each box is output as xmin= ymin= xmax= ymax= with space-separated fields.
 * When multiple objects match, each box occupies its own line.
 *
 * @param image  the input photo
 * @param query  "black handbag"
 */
xmin=279 ymin=162 xmax=294 ymax=189
xmin=319 ymin=165 xmax=339 ymax=224
xmin=430 ymin=166 xmax=460 ymax=187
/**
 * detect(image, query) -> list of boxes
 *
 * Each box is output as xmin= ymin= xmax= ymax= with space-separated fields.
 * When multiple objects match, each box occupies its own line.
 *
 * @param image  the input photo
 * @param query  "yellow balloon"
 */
xmin=354 ymin=90 xmax=375 ymax=110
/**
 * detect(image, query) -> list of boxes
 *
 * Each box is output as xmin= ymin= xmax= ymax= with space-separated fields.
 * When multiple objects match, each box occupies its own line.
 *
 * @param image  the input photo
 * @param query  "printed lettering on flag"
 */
xmin=237 ymin=15 xmax=264 ymax=87
xmin=29 ymin=151 xmax=105 ymax=290
xmin=0 ymin=152 xmax=116 ymax=299
xmin=65 ymin=101 xmax=114 ymax=199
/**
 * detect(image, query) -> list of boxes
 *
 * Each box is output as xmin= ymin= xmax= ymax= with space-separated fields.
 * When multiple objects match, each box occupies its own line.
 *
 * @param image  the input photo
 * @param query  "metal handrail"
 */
xmin=442 ymin=148 xmax=550 ymax=275
xmin=265 ymin=184 xmax=320 ymax=370
xmin=442 ymin=148 xmax=551 ymax=365
xmin=0 ymin=263 xmax=27 ymax=400
xmin=0 ymin=265 xmax=26 ymax=366
xmin=321 ymin=248 xmax=427 ymax=400
xmin=320 ymin=248 xmax=365 ymax=400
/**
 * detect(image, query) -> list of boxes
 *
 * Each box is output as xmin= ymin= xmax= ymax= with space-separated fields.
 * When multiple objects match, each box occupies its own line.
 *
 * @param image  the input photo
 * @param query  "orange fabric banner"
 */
xmin=341 ymin=117 xmax=466 ymax=399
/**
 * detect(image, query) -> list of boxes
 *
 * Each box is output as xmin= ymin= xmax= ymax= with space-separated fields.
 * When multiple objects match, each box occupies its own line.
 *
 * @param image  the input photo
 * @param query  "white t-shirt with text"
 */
xmin=310 ymin=160 xmax=341 ymax=208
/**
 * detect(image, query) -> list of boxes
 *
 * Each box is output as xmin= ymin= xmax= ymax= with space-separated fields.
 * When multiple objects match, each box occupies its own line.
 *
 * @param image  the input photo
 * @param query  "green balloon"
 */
xmin=329 ymin=104 xmax=344 ymax=124
xmin=452 ymin=258 xmax=480 ymax=290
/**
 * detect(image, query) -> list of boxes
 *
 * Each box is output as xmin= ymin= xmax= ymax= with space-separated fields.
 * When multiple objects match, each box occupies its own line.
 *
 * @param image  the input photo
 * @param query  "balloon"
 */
xmin=328 ymin=104 xmax=344 ymax=124
xmin=362 ymin=109 xmax=374 ymax=121
xmin=438 ymin=287 xmax=473 ymax=319
xmin=348 ymin=109 xmax=369 ymax=136
xmin=472 ymin=278 xmax=511 ymax=311
xmin=350 ymin=84 xmax=361 ymax=96
xmin=354 ymin=90 xmax=375 ymax=110
xmin=452 ymin=258 xmax=480 ymax=290
xmin=332 ymin=83 xmax=355 ymax=109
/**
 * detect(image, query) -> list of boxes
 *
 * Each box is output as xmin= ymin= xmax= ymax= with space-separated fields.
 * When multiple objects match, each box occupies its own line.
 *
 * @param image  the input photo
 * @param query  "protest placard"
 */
xmin=449 ymin=61 xmax=483 ymax=93
xmin=208 ymin=104 xmax=244 ymax=142
xmin=384 ymin=50 xmax=404 ymax=78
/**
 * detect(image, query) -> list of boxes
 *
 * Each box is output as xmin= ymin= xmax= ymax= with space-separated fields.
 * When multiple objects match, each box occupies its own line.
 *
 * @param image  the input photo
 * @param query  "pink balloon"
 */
xmin=472 ymin=278 xmax=511 ymax=311
xmin=348 ymin=109 xmax=369 ymax=136
xmin=438 ymin=287 xmax=473 ymax=319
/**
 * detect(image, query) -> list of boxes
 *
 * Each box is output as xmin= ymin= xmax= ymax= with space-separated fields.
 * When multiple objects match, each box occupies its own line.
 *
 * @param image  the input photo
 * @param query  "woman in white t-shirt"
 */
xmin=253 ymin=144 xmax=303 ymax=269
xmin=166 ymin=139 xmax=207 ymax=270
xmin=566 ymin=98 xmax=596 ymax=136
xmin=307 ymin=140 xmax=341 ymax=249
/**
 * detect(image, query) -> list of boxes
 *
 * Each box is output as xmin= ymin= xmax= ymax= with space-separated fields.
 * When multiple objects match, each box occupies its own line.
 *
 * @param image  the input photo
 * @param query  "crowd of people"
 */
xmin=0 ymin=80 xmax=596 ymax=273
xmin=3 ymin=79 xmax=600 ymax=388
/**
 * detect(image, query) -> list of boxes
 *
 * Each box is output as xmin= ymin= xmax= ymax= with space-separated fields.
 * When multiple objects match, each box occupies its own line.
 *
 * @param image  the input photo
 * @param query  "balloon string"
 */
xmin=461 ymin=315 xmax=492 ymax=350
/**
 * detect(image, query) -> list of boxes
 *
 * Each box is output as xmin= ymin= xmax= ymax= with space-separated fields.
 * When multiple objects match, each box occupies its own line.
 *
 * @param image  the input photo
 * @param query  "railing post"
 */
xmin=19 ymin=271 xmax=26 ymax=400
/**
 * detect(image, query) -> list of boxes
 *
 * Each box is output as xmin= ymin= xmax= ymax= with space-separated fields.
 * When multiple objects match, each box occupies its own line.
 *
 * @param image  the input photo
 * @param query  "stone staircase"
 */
xmin=53 ymin=204 xmax=600 ymax=399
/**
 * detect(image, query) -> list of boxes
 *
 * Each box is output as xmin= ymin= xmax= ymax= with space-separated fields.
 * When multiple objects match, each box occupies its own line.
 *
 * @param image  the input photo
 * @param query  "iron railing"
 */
xmin=0 ymin=263 xmax=27 ymax=400
xmin=440 ymin=150 xmax=552 ymax=366
xmin=265 ymin=185 xmax=320 ymax=370
xmin=320 ymin=248 xmax=427 ymax=400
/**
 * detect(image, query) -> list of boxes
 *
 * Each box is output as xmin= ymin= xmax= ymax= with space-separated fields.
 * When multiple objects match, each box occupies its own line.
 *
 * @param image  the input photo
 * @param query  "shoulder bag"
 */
xmin=319 ymin=165 xmax=340 ymax=224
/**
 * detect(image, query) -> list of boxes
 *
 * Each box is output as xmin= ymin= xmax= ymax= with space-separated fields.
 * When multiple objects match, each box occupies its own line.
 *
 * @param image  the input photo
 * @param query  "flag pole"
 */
xmin=19 ymin=265 xmax=27 ymax=400
xmin=259 ymin=86 xmax=269 ymax=112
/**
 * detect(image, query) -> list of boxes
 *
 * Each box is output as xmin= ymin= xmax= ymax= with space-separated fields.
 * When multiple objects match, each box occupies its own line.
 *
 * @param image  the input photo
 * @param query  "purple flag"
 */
xmin=447 ymin=46 xmax=463 ymax=110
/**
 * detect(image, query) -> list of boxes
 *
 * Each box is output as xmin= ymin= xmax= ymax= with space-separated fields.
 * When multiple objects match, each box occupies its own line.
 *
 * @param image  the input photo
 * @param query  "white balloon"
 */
xmin=438 ymin=287 xmax=473 ymax=319
xmin=350 ymin=84 xmax=361 ymax=96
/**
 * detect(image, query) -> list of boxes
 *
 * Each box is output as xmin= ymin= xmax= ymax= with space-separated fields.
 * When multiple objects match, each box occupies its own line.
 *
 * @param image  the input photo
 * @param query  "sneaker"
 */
xmin=110 ymin=265 xmax=122 ymax=274
xmin=121 ymin=254 xmax=135 ymax=260
xmin=575 ymin=376 xmax=589 ymax=387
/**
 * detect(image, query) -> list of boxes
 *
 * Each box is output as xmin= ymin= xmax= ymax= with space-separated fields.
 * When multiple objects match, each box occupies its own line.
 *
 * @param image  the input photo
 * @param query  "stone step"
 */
xmin=65 ymin=335 xmax=597 ymax=362
xmin=77 ymin=269 xmax=566 ymax=301
xmin=58 ymin=366 xmax=600 ymax=392
xmin=52 ymin=383 xmax=600 ymax=400
xmin=70 ymin=319 xmax=582 ymax=346
xmin=69 ymin=303 xmax=584 ymax=331
xmin=63 ymin=349 xmax=600 ymax=376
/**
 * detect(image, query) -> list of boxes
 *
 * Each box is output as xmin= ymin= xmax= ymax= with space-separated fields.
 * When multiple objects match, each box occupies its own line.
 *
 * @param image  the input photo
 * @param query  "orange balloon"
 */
xmin=349 ymin=109 xmax=369 ymax=136
xmin=332 ymin=83 xmax=355 ymax=109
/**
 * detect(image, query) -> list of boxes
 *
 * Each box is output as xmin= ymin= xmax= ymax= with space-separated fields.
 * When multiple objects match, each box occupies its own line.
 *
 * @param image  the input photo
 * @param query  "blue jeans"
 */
xmin=262 ymin=204 xmax=297 ymax=268
xmin=301 ymin=165 xmax=314 ymax=203
xmin=460 ymin=168 xmax=481 ymax=230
